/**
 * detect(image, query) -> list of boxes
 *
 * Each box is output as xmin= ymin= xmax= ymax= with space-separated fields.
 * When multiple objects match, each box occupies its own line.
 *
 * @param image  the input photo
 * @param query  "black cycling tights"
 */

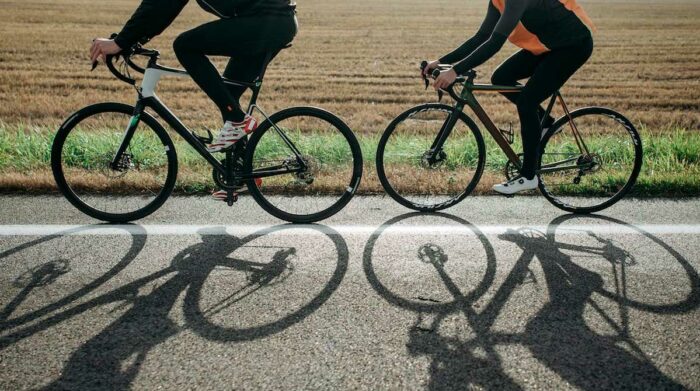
xmin=491 ymin=36 xmax=593 ymax=180
xmin=174 ymin=15 xmax=297 ymax=123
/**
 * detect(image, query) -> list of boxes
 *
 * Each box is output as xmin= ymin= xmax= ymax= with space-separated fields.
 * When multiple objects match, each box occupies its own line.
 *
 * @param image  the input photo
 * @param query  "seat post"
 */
xmin=254 ymin=43 xmax=293 ymax=83
xmin=247 ymin=43 xmax=292 ymax=109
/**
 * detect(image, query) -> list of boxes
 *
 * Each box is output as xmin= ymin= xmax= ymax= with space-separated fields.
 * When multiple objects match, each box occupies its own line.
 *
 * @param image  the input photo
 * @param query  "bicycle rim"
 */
xmin=245 ymin=107 xmax=362 ymax=223
xmin=538 ymin=107 xmax=642 ymax=213
xmin=377 ymin=104 xmax=485 ymax=211
xmin=51 ymin=103 xmax=177 ymax=222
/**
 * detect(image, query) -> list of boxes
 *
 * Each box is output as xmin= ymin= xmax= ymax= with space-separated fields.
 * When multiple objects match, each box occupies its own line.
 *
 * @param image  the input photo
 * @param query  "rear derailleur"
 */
xmin=572 ymin=154 xmax=601 ymax=185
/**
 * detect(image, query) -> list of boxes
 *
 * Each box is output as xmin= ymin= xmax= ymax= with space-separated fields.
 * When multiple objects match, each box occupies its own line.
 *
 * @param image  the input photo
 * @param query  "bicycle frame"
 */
xmin=111 ymin=59 xmax=307 ymax=182
xmin=434 ymin=79 xmax=592 ymax=175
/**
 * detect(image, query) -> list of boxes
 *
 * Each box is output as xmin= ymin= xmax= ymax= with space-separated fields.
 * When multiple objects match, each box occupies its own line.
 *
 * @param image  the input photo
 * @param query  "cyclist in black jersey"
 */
xmin=424 ymin=0 xmax=595 ymax=195
xmin=89 ymin=0 xmax=297 ymax=156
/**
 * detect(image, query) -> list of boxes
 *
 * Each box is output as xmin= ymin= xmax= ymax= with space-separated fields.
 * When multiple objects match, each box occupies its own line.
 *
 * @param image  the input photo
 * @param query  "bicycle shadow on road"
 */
xmin=364 ymin=213 xmax=699 ymax=390
xmin=1 ymin=224 xmax=348 ymax=390
xmin=0 ymin=225 xmax=147 ymax=343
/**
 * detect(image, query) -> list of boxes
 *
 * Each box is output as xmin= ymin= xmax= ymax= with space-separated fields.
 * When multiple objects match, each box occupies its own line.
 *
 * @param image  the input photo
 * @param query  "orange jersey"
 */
xmin=491 ymin=0 xmax=595 ymax=55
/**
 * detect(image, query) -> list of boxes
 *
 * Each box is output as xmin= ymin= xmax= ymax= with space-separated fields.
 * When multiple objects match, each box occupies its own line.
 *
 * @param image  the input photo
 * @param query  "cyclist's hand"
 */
xmin=90 ymin=38 xmax=121 ymax=64
xmin=422 ymin=60 xmax=440 ymax=77
xmin=433 ymin=69 xmax=457 ymax=91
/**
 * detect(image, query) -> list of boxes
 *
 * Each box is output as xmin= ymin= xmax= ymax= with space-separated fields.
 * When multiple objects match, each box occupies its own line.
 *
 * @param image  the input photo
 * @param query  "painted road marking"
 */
xmin=0 ymin=224 xmax=699 ymax=237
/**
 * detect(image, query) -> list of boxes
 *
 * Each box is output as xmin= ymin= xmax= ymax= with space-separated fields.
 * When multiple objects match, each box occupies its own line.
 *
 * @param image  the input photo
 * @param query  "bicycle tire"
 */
xmin=51 ymin=102 xmax=178 ymax=222
xmin=376 ymin=103 xmax=486 ymax=212
xmin=244 ymin=106 xmax=363 ymax=223
xmin=538 ymin=107 xmax=642 ymax=214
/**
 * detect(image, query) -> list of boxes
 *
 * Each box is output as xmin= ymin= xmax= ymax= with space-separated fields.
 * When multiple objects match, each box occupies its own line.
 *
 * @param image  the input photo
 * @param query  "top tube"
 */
xmin=467 ymin=84 xmax=523 ymax=93
xmin=106 ymin=47 xmax=258 ymax=89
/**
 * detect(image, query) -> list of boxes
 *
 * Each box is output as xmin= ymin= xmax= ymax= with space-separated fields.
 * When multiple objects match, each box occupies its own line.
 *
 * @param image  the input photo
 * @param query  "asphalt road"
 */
xmin=1 ymin=196 xmax=699 ymax=390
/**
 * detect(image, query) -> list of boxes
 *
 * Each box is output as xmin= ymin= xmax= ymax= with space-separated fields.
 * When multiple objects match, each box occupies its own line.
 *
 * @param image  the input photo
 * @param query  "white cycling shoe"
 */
xmin=493 ymin=176 xmax=539 ymax=195
xmin=206 ymin=115 xmax=258 ymax=153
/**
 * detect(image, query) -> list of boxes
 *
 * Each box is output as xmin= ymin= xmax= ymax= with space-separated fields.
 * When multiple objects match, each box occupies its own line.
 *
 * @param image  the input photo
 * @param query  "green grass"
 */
xmin=1 ymin=123 xmax=698 ymax=196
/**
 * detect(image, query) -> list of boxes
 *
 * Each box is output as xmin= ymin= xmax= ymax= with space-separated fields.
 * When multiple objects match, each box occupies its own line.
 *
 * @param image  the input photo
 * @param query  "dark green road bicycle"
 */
xmin=376 ymin=63 xmax=642 ymax=214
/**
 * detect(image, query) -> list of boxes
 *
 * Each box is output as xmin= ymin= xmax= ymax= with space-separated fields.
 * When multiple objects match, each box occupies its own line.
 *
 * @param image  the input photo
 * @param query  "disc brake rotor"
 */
xmin=420 ymin=150 xmax=447 ymax=169
xmin=104 ymin=153 xmax=134 ymax=179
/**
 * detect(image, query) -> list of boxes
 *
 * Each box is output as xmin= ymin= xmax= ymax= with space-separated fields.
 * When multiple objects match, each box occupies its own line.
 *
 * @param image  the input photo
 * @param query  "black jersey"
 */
xmin=115 ymin=0 xmax=296 ymax=49
xmin=440 ymin=0 xmax=595 ymax=74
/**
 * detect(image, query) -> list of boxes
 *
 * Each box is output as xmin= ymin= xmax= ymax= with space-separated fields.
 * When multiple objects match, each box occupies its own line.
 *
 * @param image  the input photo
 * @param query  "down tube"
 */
xmin=144 ymin=96 xmax=225 ymax=174
xmin=465 ymin=94 xmax=522 ymax=166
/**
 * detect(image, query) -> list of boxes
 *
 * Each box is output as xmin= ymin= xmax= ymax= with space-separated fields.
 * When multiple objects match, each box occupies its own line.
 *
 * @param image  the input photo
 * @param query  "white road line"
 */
xmin=0 ymin=224 xmax=699 ymax=237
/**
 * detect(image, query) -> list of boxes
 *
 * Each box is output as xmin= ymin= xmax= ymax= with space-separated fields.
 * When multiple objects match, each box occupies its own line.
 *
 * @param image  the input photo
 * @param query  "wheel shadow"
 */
xmin=0 ymin=225 xmax=147 ymax=347
xmin=0 ymin=224 xmax=348 ymax=390
xmin=363 ymin=213 xmax=699 ymax=390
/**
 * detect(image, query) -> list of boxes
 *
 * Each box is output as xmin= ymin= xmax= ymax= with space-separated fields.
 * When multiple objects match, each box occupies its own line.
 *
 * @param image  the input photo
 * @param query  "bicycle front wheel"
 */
xmin=376 ymin=104 xmax=486 ymax=211
xmin=244 ymin=107 xmax=363 ymax=223
xmin=538 ymin=107 xmax=643 ymax=213
xmin=51 ymin=102 xmax=178 ymax=222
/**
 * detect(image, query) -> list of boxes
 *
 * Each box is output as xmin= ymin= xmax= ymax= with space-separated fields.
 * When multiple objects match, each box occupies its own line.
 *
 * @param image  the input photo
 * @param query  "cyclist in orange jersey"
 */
xmin=425 ymin=0 xmax=595 ymax=195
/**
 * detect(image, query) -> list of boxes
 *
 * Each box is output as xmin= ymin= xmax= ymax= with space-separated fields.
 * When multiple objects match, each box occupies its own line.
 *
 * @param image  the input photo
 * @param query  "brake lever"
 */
xmin=420 ymin=60 xmax=430 ymax=90
xmin=431 ymin=68 xmax=444 ymax=102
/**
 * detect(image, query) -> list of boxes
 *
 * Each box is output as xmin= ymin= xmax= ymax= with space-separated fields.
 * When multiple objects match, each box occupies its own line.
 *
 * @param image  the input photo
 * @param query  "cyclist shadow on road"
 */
xmin=0 ymin=224 xmax=348 ymax=390
xmin=0 ymin=225 xmax=147 ymax=344
xmin=364 ymin=213 xmax=699 ymax=390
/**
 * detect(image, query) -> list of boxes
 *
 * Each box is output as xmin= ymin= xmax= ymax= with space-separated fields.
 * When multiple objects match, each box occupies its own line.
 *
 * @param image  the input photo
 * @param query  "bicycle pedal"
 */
xmin=226 ymin=191 xmax=238 ymax=206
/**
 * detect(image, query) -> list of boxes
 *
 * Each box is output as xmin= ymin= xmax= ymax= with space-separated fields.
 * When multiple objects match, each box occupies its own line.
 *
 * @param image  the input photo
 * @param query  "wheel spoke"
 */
xmin=52 ymin=104 xmax=175 ymax=222
xmin=377 ymin=104 xmax=484 ymax=211
xmin=247 ymin=108 xmax=361 ymax=222
xmin=539 ymin=109 xmax=642 ymax=212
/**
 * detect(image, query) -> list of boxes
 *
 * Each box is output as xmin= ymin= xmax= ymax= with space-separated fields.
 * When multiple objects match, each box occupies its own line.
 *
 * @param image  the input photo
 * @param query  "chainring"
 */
xmin=504 ymin=153 xmax=524 ymax=180
xmin=212 ymin=158 xmax=245 ymax=190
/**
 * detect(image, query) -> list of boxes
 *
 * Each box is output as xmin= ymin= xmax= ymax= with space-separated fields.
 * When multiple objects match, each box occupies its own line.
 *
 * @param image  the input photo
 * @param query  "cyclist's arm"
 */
xmin=439 ymin=2 xmax=499 ymax=65
xmin=114 ymin=0 xmax=189 ymax=50
xmin=451 ymin=0 xmax=529 ymax=75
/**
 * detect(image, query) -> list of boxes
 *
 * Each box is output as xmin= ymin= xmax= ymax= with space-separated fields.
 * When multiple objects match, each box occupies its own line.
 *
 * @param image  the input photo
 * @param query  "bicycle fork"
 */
xmin=427 ymin=103 xmax=465 ymax=164
xmin=110 ymin=102 xmax=145 ymax=171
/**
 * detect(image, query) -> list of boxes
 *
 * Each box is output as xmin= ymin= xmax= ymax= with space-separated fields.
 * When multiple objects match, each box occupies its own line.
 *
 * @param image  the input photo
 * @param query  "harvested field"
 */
xmin=1 ymin=0 xmax=698 ymax=130
xmin=0 ymin=0 xmax=699 ymax=195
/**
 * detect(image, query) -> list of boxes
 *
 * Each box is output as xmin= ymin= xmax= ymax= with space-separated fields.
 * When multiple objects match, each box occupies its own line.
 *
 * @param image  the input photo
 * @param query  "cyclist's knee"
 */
xmin=491 ymin=68 xmax=514 ymax=86
xmin=173 ymin=32 xmax=195 ymax=58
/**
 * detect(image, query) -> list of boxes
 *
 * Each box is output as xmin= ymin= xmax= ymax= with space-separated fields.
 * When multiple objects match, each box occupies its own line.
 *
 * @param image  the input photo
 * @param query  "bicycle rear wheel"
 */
xmin=244 ymin=107 xmax=363 ymax=223
xmin=376 ymin=104 xmax=486 ymax=211
xmin=538 ymin=107 xmax=642 ymax=213
xmin=51 ymin=102 xmax=178 ymax=222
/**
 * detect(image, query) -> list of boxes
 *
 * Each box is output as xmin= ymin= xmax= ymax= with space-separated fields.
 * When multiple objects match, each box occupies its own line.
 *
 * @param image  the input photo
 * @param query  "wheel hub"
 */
xmin=577 ymin=153 xmax=602 ymax=173
xmin=294 ymin=155 xmax=318 ymax=185
xmin=112 ymin=153 xmax=133 ymax=172
xmin=420 ymin=150 xmax=447 ymax=169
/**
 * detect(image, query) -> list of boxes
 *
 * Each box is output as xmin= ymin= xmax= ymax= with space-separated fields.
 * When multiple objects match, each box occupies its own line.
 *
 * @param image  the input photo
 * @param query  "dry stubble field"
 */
xmin=0 ymin=0 xmax=699 ymax=194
